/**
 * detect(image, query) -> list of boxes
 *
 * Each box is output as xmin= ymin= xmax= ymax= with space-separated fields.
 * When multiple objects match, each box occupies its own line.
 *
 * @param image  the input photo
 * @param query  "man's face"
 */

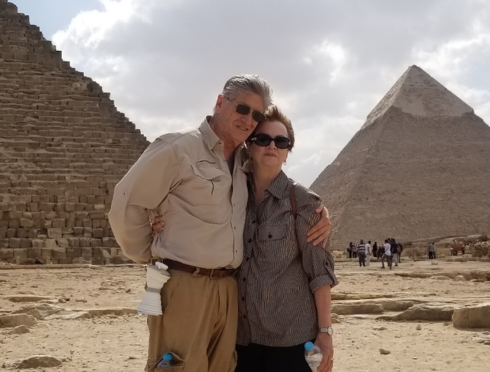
xmin=214 ymin=92 xmax=265 ymax=148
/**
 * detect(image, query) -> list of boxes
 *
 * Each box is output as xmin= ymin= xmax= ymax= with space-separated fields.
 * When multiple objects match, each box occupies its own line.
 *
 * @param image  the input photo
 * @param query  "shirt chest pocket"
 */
xmin=190 ymin=164 xmax=229 ymax=205
xmin=256 ymin=222 xmax=296 ymax=261
xmin=257 ymin=223 xmax=288 ymax=242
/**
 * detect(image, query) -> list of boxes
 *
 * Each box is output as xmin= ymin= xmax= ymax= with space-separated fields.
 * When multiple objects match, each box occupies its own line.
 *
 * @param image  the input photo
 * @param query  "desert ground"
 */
xmin=1 ymin=256 xmax=489 ymax=372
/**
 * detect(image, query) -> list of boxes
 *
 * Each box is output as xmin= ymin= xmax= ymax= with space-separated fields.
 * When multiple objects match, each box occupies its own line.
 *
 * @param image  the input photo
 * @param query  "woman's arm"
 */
xmin=314 ymin=285 xmax=334 ymax=372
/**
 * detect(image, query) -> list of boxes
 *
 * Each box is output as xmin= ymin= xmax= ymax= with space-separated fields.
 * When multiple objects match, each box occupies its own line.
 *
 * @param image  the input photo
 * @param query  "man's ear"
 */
xmin=215 ymin=94 xmax=224 ymax=110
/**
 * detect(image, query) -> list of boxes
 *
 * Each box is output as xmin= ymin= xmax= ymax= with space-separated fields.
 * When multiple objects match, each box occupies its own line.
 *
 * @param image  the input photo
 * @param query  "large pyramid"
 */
xmin=311 ymin=65 xmax=490 ymax=249
xmin=0 ymin=0 xmax=149 ymax=264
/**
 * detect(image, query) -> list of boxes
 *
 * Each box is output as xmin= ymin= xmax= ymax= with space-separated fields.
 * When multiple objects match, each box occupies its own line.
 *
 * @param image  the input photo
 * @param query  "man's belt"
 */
xmin=151 ymin=258 xmax=237 ymax=278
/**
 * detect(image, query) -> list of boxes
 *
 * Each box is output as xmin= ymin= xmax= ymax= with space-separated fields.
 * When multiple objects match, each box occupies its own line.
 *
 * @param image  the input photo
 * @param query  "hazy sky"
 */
xmin=10 ymin=0 xmax=490 ymax=186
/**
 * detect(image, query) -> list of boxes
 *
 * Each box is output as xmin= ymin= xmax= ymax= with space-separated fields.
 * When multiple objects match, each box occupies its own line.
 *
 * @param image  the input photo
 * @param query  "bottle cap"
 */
xmin=304 ymin=341 xmax=315 ymax=351
xmin=163 ymin=353 xmax=173 ymax=361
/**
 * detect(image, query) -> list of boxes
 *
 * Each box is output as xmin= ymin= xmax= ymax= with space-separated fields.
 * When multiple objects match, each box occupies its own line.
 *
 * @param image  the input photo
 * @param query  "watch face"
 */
xmin=320 ymin=327 xmax=334 ymax=335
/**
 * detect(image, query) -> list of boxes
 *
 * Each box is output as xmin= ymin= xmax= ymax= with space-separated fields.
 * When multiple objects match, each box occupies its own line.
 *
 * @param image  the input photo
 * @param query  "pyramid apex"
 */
xmin=362 ymin=65 xmax=473 ymax=129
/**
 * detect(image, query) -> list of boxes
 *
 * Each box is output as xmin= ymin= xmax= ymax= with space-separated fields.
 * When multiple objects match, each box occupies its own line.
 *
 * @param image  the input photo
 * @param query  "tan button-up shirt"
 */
xmin=109 ymin=118 xmax=248 ymax=268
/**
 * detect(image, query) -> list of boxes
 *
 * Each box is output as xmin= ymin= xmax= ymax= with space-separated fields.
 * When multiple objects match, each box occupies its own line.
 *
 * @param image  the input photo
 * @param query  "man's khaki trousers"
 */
xmin=145 ymin=269 xmax=238 ymax=372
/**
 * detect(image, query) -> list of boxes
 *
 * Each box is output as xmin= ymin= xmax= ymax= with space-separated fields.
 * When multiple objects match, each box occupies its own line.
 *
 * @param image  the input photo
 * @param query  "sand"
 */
xmin=1 ymin=258 xmax=489 ymax=371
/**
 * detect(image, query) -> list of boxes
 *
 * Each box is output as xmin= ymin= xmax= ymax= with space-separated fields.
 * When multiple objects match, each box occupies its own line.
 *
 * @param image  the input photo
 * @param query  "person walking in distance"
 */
xmin=381 ymin=239 xmax=393 ymax=269
xmin=347 ymin=242 xmax=353 ymax=259
xmin=365 ymin=240 xmax=372 ymax=266
xmin=372 ymin=241 xmax=378 ymax=261
xmin=428 ymin=242 xmax=436 ymax=259
xmin=352 ymin=243 xmax=358 ymax=259
xmin=357 ymin=240 xmax=366 ymax=267
xmin=390 ymin=238 xmax=399 ymax=267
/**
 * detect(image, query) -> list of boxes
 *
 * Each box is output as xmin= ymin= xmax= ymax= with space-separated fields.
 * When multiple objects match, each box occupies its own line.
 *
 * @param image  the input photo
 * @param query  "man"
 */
xmin=109 ymin=75 xmax=331 ymax=372
xmin=390 ymin=238 xmax=399 ymax=267
xmin=357 ymin=239 xmax=366 ymax=267
xmin=381 ymin=239 xmax=392 ymax=269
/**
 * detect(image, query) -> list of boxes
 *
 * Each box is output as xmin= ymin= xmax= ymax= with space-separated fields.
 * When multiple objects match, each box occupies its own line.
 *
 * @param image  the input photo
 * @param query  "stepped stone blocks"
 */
xmin=0 ymin=0 xmax=150 ymax=264
xmin=311 ymin=65 xmax=490 ymax=250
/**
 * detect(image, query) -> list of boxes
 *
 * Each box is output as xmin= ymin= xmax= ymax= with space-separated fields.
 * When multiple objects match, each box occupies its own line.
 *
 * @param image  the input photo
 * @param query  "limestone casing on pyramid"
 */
xmin=311 ymin=65 xmax=490 ymax=250
xmin=0 ymin=0 xmax=150 ymax=264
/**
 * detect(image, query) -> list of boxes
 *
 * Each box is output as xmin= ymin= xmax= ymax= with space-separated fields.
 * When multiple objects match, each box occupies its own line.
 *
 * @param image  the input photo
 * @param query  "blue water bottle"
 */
xmin=304 ymin=342 xmax=323 ymax=372
xmin=156 ymin=353 xmax=173 ymax=369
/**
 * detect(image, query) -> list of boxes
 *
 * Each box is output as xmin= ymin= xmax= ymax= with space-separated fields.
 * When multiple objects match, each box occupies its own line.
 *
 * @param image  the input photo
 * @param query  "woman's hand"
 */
xmin=307 ymin=204 xmax=331 ymax=247
xmin=150 ymin=215 xmax=165 ymax=237
xmin=315 ymin=332 xmax=334 ymax=372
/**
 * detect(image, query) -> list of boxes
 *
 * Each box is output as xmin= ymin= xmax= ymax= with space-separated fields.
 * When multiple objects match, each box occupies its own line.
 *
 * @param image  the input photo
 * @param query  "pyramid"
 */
xmin=0 ymin=0 xmax=149 ymax=264
xmin=311 ymin=65 xmax=490 ymax=250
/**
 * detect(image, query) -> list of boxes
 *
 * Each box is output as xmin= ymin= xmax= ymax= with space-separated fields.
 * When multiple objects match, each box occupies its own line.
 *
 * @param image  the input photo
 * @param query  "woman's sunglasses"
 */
xmin=225 ymin=96 xmax=265 ymax=123
xmin=249 ymin=133 xmax=291 ymax=149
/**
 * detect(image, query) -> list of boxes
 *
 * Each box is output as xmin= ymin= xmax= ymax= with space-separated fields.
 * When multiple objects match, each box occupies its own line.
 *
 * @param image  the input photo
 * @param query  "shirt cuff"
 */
xmin=310 ymin=274 xmax=338 ymax=292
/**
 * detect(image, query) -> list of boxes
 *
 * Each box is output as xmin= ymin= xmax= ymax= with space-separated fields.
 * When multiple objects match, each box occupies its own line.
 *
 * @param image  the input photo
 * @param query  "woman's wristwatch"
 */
xmin=319 ymin=327 xmax=334 ymax=336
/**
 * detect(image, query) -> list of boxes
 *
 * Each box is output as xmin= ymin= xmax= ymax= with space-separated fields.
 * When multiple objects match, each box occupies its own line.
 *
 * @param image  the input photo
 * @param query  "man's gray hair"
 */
xmin=222 ymin=74 xmax=273 ymax=109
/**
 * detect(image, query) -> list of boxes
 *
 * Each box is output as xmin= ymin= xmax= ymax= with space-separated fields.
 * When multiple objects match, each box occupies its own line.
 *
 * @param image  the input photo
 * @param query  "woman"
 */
xmin=152 ymin=106 xmax=337 ymax=372
xmin=235 ymin=106 xmax=337 ymax=372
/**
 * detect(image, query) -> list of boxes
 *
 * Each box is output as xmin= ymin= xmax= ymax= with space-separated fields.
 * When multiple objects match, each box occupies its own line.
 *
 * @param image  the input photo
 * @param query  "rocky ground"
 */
xmin=1 ymin=257 xmax=490 ymax=371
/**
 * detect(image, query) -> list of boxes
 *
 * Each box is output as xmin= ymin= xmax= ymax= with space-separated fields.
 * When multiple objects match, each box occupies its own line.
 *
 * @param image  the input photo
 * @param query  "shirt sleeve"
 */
xmin=294 ymin=185 xmax=339 ymax=292
xmin=108 ymin=138 xmax=180 ymax=263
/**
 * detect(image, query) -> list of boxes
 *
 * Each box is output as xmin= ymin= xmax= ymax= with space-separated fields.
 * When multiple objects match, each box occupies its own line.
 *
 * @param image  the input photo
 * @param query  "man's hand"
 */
xmin=151 ymin=215 xmax=165 ymax=237
xmin=315 ymin=332 xmax=334 ymax=372
xmin=307 ymin=204 xmax=331 ymax=247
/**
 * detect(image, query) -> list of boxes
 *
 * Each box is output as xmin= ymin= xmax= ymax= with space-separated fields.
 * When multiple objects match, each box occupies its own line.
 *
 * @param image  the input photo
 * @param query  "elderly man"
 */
xmin=109 ymin=75 xmax=330 ymax=372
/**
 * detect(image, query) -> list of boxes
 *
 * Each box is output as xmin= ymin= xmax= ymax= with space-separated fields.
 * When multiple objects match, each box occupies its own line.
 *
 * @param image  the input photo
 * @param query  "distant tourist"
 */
xmin=348 ymin=242 xmax=354 ymax=259
xmin=365 ymin=240 xmax=372 ymax=266
xmin=357 ymin=240 xmax=366 ymax=267
xmin=390 ymin=238 xmax=399 ymax=267
xmin=352 ymin=243 xmax=358 ymax=259
xmin=372 ymin=241 xmax=378 ymax=259
xmin=398 ymin=242 xmax=403 ymax=263
xmin=381 ymin=239 xmax=393 ymax=269
xmin=428 ymin=242 xmax=436 ymax=259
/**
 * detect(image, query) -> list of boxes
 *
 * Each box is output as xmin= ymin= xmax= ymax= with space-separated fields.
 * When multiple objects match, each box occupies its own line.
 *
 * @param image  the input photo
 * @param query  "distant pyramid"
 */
xmin=0 ymin=0 xmax=149 ymax=264
xmin=311 ymin=65 xmax=490 ymax=249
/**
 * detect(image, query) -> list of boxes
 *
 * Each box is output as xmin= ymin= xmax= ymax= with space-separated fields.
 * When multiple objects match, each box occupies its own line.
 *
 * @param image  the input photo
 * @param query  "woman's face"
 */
xmin=249 ymin=120 xmax=290 ymax=171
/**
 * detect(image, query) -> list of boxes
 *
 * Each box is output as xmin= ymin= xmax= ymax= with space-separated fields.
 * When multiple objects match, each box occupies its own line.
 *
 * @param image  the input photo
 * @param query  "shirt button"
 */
xmin=246 ymin=257 xmax=249 ymax=261
xmin=252 ymin=220 xmax=256 ymax=224
xmin=243 ymin=315 xmax=247 ymax=319
xmin=241 ymin=297 xmax=245 ymax=301
xmin=248 ymin=239 xmax=252 ymax=243
xmin=243 ymin=277 xmax=246 ymax=282
xmin=268 ymin=233 xmax=272 ymax=239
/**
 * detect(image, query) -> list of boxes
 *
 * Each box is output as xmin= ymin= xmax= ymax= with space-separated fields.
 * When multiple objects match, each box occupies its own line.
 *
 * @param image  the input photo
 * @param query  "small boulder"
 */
xmin=4 ymin=295 xmax=56 ymax=303
xmin=377 ymin=304 xmax=456 ymax=322
xmin=9 ymin=325 xmax=30 ymax=335
xmin=331 ymin=303 xmax=384 ymax=315
xmin=10 ymin=355 xmax=63 ymax=369
xmin=0 ymin=314 xmax=37 ymax=328
xmin=453 ymin=303 xmax=490 ymax=329
xmin=454 ymin=275 xmax=466 ymax=282
xmin=379 ymin=348 xmax=391 ymax=355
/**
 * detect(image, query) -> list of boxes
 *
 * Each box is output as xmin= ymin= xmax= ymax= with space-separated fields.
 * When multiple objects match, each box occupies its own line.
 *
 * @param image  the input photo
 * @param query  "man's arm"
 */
xmin=109 ymin=138 xmax=179 ymax=263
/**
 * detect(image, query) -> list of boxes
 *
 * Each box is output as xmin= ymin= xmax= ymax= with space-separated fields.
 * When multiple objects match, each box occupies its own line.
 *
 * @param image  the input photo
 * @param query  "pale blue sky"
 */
xmin=13 ymin=0 xmax=102 ymax=39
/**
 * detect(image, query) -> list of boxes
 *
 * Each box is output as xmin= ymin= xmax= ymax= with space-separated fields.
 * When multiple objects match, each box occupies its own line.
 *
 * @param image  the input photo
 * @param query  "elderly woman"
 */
xmin=235 ymin=106 xmax=337 ymax=372
xmin=152 ymin=106 xmax=337 ymax=372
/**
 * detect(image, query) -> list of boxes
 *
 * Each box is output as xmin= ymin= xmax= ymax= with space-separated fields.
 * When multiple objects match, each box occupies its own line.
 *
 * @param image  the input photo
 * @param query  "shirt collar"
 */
xmin=247 ymin=170 xmax=290 ymax=200
xmin=199 ymin=116 xmax=221 ymax=151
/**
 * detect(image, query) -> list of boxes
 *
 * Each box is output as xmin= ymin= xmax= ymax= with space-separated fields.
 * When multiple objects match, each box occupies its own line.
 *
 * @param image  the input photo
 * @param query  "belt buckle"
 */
xmin=209 ymin=268 xmax=217 ymax=279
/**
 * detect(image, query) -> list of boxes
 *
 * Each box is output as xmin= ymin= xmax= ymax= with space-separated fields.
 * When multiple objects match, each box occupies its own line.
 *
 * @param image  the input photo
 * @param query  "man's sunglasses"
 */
xmin=249 ymin=133 xmax=291 ymax=149
xmin=225 ymin=96 xmax=265 ymax=123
